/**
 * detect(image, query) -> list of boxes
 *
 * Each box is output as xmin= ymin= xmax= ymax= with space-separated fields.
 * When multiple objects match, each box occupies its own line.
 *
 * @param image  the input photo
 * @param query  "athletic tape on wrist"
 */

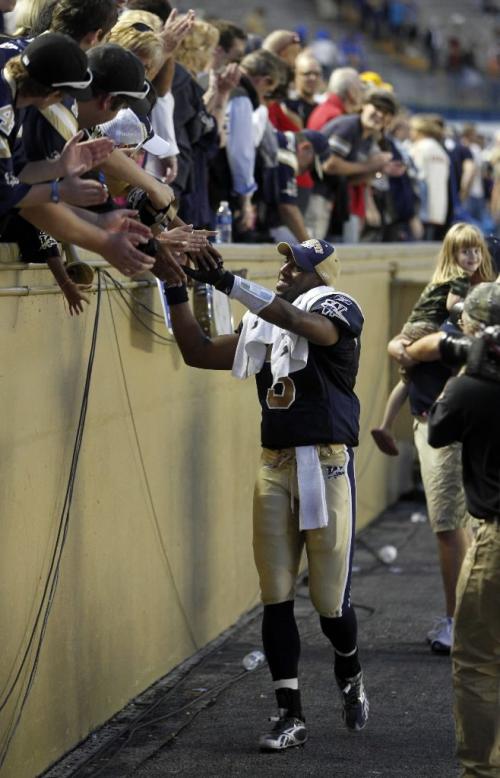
xmin=228 ymin=275 xmax=275 ymax=314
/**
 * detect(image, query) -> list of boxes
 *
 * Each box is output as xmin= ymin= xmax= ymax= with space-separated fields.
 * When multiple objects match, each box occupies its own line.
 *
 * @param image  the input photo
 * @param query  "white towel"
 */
xmin=295 ymin=446 xmax=329 ymax=531
xmin=231 ymin=285 xmax=334 ymax=381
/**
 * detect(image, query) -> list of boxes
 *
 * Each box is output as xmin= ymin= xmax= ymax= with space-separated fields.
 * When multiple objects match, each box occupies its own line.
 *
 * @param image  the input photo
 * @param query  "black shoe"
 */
xmin=336 ymin=670 xmax=369 ymax=731
xmin=259 ymin=711 xmax=307 ymax=751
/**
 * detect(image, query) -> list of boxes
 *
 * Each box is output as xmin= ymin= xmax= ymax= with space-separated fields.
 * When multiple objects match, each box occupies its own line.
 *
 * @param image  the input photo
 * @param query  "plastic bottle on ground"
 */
xmin=242 ymin=650 xmax=266 ymax=671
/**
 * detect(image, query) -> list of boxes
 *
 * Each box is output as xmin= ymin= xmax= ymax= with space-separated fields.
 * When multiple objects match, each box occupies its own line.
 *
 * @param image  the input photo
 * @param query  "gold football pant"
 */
xmin=253 ymin=444 xmax=356 ymax=618
xmin=453 ymin=521 xmax=500 ymax=778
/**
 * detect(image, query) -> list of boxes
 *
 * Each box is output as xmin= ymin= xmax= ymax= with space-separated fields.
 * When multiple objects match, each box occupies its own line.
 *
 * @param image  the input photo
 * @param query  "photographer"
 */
xmin=425 ymin=282 xmax=500 ymax=778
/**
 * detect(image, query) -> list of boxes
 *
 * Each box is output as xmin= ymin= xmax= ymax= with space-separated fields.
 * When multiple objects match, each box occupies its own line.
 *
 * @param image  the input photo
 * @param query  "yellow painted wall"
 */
xmin=0 ymin=243 xmax=433 ymax=777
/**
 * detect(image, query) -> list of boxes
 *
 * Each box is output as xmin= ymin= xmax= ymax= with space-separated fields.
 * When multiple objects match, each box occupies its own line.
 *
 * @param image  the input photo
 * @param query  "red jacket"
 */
xmin=307 ymin=93 xmax=346 ymax=130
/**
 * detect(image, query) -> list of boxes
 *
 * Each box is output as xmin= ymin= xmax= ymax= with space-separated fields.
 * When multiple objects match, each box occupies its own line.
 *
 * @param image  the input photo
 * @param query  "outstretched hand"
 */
xmin=59 ymin=131 xmax=114 ymax=177
xmin=183 ymin=259 xmax=234 ymax=294
xmin=98 ymin=209 xmax=152 ymax=241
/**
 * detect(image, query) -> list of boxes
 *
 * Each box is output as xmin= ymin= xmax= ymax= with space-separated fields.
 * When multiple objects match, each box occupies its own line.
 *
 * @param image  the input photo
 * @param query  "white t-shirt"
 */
xmin=144 ymin=92 xmax=178 ymax=178
xmin=411 ymin=137 xmax=450 ymax=225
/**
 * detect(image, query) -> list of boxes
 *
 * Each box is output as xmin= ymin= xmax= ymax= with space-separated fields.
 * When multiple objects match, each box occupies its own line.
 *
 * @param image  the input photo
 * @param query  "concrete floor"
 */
xmin=44 ymin=498 xmax=460 ymax=778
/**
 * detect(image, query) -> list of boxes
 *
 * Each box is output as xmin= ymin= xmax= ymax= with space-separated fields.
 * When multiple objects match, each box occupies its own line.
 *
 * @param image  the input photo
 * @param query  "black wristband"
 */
xmin=164 ymin=284 xmax=188 ymax=305
xmin=214 ymin=271 xmax=235 ymax=295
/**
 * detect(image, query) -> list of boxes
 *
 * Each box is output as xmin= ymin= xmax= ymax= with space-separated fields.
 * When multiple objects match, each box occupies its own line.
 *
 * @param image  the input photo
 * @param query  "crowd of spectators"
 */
xmin=2 ymin=0 xmax=500 ymax=308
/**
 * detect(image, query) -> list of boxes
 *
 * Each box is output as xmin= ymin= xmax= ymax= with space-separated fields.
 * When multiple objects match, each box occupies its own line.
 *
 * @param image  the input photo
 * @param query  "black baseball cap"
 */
xmin=87 ymin=44 xmax=151 ymax=116
xmin=21 ymin=33 xmax=93 ymax=100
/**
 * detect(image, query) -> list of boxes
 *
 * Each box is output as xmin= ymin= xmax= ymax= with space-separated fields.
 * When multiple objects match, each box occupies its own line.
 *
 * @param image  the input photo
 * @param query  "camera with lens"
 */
xmin=439 ymin=325 xmax=500 ymax=383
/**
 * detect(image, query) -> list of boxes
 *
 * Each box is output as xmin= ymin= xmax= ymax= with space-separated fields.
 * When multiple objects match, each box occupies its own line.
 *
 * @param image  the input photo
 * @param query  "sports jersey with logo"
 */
xmin=0 ymin=38 xmax=31 ymax=216
xmin=256 ymin=291 xmax=363 ymax=448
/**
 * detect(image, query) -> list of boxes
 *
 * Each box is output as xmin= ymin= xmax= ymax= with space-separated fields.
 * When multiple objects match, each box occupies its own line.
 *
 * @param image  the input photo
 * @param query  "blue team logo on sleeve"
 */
xmin=320 ymin=298 xmax=350 ymax=324
xmin=315 ymin=293 xmax=364 ymax=335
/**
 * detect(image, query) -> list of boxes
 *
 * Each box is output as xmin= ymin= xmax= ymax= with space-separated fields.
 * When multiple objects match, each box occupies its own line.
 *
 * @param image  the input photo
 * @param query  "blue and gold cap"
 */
xmin=277 ymin=238 xmax=340 ymax=285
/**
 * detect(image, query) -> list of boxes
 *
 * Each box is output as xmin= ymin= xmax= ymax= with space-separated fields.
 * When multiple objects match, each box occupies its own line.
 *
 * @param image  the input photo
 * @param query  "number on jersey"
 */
xmin=266 ymin=376 xmax=296 ymax=410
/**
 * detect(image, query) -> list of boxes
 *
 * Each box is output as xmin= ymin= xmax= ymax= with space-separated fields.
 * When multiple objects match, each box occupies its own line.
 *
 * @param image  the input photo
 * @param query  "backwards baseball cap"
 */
xmin=87 ymin=44 xmax=151 ymax=116
xmin=21 ymin=33 xmax=93 ymax=100
xmin=98 ymin=108 xmax=173 ymax=157
xmin=299 ymin=129 xmax=330 ymax=179
xmin=277 ymin=238 xmax=340 ymax=285
xmin=464 ymin=282 xmax=500 ymax=326
xmin=365 ymin=88 xmax=398 ymax=115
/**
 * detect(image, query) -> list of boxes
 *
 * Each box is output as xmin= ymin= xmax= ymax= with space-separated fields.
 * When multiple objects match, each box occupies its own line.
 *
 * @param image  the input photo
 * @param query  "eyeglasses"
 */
xmin=297 ymin=70 xmax=321 ymax=77
xmin=52 ymin=69 xmax=93 ymax=90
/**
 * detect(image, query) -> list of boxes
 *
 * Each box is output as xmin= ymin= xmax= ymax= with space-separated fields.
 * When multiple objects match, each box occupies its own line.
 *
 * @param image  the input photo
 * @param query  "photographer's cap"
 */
xmin=87 ymin=44 xmax=151 ymax=116
xmin=464 ymin=282 xmax=500 ymax=325
xmin=277 ymin=238 xmax=340 ymax=285
xmin=21 ymin=33 xmax=93 ymax=100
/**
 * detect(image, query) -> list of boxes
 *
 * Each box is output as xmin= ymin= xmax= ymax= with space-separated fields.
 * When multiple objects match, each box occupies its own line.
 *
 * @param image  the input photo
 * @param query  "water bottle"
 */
xmin=242 ymin=650 xmax=266 ymax=671
xmin=215 ymin=200 xmax=233 ymax=244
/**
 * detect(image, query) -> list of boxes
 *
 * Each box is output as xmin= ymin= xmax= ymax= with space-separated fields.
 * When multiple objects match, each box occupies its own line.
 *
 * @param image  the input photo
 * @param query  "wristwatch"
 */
xmin=50 ymin=179 xmax=60 ymax=203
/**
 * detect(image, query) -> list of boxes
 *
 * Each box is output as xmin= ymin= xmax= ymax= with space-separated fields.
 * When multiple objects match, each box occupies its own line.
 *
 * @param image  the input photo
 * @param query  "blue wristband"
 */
xmin=50 ymin=179 xmax=60 ymax=204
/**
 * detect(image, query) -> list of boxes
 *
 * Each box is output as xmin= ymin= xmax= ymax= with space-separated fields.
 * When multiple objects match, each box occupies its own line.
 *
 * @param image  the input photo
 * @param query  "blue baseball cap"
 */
xmin=276 ymin=238 xmax=340 ymax=285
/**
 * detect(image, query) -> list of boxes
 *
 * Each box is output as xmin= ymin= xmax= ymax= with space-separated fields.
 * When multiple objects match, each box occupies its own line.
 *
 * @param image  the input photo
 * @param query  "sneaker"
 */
xmin=259 ymin=711 xmax=307 ymax=751
xmin=336 ymin=671 xmax=369 ymax=731
xmin=427 ymin=617 xmax=453 ymax=654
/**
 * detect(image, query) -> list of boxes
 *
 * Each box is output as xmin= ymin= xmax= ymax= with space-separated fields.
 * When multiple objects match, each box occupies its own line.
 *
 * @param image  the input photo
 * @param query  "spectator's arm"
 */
xmin=405 ymin=332 xmax=446 ymax=362
xmin=101 ymin=147 xmax=175 ymax=209
xmin=226 ymin=96 xmax=258 ymax=196
xmin=277 ymin=203 xmax=310 ymax=242
xmin=459 ymin=157 xmax=476 ymax=201
xmin=322 ymin=151 xmax=391 ymax=178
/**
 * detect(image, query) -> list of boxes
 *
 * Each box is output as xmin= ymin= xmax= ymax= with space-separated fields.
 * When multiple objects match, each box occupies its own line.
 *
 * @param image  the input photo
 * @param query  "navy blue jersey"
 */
xmin=256 ymin=291 xmax=364 ymax=448
xmin=276 ymin=130 xmax=298 ymax=204
xmin=0 ymin=40 xmax=31 ymax=216
xmin=22 ymin=96 xmax=77 ymax=162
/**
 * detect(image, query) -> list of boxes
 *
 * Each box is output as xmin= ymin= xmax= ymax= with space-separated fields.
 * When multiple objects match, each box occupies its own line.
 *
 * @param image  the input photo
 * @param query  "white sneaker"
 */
xmin=426 ymin=617 xmax=453 ymax=654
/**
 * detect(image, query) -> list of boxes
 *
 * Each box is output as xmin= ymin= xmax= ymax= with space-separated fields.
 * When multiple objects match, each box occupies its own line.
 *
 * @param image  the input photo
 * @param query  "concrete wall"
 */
xmin=0 ymin=242 xmax=434 ymax=777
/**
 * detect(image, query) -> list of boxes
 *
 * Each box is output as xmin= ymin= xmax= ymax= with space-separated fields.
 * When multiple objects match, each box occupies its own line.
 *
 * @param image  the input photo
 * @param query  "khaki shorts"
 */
xmin=252 ymin=444 xmax=356 ymax=618
xmin=413 ymin=418 xmax=470 ymax=533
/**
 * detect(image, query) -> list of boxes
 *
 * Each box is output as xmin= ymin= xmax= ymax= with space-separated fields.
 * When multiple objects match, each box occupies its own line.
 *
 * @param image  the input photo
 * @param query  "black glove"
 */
xmin=182 ymin=264 xmax=235 ymax=295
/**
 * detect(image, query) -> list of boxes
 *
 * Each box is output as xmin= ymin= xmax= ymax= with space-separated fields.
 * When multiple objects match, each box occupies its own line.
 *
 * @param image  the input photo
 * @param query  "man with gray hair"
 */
xmin=307 ymin=66 xmax=364 ymax=131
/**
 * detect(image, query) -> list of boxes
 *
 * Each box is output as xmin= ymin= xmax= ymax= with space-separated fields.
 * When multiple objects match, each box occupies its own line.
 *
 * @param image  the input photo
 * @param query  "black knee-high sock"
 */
xmin=262 ymin=600 xmax=301 ymax=681
xmin=319 ymin=606 xmax=361 ymax=678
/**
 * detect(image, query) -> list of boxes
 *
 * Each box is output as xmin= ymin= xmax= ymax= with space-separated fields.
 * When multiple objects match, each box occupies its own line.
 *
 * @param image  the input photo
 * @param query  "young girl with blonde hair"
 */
xmin=372 ymin=222 xmax=496 ymax=455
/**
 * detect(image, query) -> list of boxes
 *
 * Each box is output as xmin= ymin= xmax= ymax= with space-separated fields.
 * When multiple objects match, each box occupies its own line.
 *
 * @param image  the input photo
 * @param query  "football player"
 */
xmin=164 ymin=238 xmax=369 ymax=751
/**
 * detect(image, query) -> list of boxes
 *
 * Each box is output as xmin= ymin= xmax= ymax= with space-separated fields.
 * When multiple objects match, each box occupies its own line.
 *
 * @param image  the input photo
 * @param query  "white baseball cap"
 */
xmin=98 ymin=108 xmax=173 ymax=157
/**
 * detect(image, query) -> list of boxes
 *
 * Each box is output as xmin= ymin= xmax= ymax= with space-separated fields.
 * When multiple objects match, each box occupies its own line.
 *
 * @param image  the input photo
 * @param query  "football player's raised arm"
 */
xmin=258 ymin=298 xmax=340 ymax=346
xmin=167 ymin=292 xmax=239 ymax=370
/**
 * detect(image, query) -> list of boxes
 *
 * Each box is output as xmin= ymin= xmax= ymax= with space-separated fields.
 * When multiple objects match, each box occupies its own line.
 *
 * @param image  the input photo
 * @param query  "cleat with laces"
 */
xmin=426 ymin=616 xmax=453 ymax=654
xmin=259 ymin=710 xmax=307 ymax=751
xmin=336 ymin=670 xmax=369 ymax=731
